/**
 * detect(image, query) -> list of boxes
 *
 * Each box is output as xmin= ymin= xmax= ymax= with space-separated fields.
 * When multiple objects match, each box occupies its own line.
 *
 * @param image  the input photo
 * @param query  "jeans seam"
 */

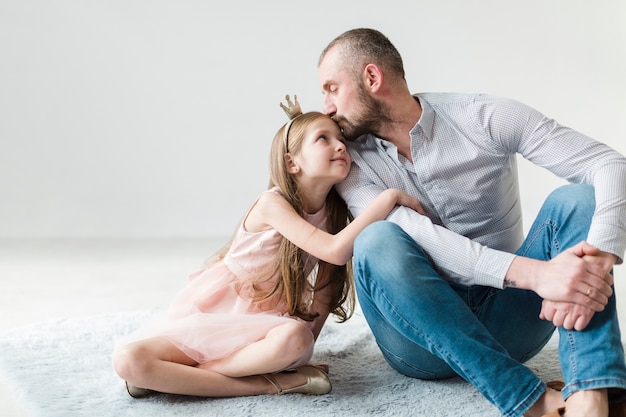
xmin=518 ymin=219 xmax=559 ymax=258
xmin=566 ymin=330 xmax=579 ymax=380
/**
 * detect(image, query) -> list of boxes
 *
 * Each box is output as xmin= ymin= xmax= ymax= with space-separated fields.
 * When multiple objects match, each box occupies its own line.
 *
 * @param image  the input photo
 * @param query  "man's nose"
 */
xmin=322 ymin=95 xmax=336 ymax=117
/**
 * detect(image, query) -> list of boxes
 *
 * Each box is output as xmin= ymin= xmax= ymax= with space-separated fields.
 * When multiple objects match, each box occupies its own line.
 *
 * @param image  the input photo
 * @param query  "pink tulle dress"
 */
xmin=115 ymin=188 xmax=327 ymax=368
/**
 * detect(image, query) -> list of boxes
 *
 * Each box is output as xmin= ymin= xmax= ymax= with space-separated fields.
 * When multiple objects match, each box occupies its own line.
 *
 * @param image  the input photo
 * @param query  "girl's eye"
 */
xmin=318 ymin=135 xmax=327 ymax=142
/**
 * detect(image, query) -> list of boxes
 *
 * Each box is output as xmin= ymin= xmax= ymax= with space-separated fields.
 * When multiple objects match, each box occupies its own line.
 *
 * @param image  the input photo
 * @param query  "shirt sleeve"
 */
xmin=337 ymin=94 xmax=626 ymax=287
xmin=336 ymin=162 xmax=515 ymax=288
xmin=475 ymin=94 xmax=626 ymax=263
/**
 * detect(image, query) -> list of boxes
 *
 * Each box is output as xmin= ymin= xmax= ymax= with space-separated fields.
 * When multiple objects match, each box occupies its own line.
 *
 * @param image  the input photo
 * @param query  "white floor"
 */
xmin=1 ymin=238 xmax=625 ymax=417
xmin=0 ymin=237 xmax=224 ymax=417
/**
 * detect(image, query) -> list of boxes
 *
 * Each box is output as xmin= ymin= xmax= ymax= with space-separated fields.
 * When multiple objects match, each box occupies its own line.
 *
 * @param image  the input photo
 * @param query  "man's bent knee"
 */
xmin=547 ymin=184 xmax=595 ymax=217
xmin=354 ymin=221 xmax=403 ymax=255
xmin=354 ymin=221 xmax=424 ymax=266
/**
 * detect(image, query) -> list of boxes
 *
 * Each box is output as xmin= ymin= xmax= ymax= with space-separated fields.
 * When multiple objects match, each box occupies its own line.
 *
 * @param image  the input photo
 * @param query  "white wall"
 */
xmin=1 ymin=0 xmax=625 ymax=239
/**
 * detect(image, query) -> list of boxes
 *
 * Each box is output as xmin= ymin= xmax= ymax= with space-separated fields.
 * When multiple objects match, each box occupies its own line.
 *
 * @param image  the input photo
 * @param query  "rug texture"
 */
xmin=0 ymin=309 xmax=563 ymax=417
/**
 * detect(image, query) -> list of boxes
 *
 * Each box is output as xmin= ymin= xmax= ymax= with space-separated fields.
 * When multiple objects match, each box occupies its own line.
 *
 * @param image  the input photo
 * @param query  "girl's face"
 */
xmin=290 ymin=117 xmax=351 ymax=185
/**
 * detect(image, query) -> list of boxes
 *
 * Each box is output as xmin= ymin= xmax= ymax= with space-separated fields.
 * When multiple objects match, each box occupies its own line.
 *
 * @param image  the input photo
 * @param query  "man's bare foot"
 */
xmin=560 ymin=389 xmax=608 ymax=417
xmin=525 ymin=386 xmax=566 ymax=417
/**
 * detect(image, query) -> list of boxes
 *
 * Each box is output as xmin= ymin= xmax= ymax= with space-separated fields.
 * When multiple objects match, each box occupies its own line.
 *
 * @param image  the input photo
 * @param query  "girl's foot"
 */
xmin=263 ymin=365 xmax=332 ymax=395
xmin=125 ymin=381 xmax=154 ymax=398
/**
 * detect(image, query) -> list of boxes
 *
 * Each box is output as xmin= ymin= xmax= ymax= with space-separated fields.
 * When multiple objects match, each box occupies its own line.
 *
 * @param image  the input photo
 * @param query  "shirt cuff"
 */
xmin=473 ymin=248 xmax=517 ymax=289
xmin=588 ymin=223 xmax=626 ymax=265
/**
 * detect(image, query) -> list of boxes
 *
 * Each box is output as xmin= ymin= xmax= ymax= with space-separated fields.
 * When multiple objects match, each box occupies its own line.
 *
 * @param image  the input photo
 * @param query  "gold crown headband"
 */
xmin=279 ymin=94 xmax=303 ymax=152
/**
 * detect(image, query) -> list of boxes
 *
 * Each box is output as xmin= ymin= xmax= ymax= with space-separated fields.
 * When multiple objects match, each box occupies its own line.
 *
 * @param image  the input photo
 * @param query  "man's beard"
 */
xmin=337 ymin=86 xmax=393 ymax=142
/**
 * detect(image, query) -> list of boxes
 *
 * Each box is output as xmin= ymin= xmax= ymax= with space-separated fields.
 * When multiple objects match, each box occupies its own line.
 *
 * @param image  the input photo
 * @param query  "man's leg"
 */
xmin=514 ymin=184 xmax=626 ymax=403
xmin=464 ymin=184 xmax=626 ymax=405
xmin=476 ymin=183 xmax=598 ymax=363
xmin=353 ymin=221 xmax=543 ymax=417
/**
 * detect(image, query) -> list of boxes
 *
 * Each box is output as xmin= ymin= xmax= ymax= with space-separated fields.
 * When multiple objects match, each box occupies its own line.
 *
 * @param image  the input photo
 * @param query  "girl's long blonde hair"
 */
xmin=210 ymin=112 xmax=355 ymax=322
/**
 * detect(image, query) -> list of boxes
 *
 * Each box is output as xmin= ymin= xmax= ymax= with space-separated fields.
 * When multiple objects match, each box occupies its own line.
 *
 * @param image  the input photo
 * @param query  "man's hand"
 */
xmin=570 ymin=241 xmax=616 ymax=286
xmin=537 ymin=242 xmax=616 ymax=330
xmin=528 ymin=241 xmax=613 ymax=311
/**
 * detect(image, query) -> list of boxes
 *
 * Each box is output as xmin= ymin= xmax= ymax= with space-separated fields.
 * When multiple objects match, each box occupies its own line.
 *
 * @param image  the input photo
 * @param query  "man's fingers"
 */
xmin=539 ymin=303 xmax=552 ymax=322
xmin=540 ymin=300 xmax=596 ymax=331
xmin=574 ymin=314 xmax=593 ymax=331
xmin=570 ymin=241 xmax=600 ymax=257
xmin=573 ymin=292 xmax=605 ymax=312
xmin=562 ymin=313 xmax=578 ymax=330
xmin=580 ymin=284 xmax=610 ymax=306
xmin=577 ymin=277 xmax=613 ymax=305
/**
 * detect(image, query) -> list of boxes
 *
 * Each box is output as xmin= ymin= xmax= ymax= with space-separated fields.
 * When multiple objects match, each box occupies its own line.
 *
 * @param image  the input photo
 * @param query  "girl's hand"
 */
xmin=388 ymin=189 xmax=425 ymax=215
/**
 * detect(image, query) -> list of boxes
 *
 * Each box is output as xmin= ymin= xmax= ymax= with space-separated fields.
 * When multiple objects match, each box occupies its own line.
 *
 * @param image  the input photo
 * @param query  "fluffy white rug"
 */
xmin=0 ymin=309 xmax=563 ymax=417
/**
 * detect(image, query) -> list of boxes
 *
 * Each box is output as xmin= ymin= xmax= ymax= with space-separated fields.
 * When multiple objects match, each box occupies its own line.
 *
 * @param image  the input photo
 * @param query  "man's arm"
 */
xmin=484 ymin=95 xmax=626 ymax=264
xmin=336 ymin=166 xmax=516 ymax=288
xmin=338 ymin=95 xmax=626 ymax=310
xmin=337 ymin=156 xmax=616 ymax=313
xmin=484 ymin=95 xmax=625 ymax=329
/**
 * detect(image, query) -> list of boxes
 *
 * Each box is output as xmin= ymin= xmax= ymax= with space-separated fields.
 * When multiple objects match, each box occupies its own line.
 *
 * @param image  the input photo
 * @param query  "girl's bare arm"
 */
xmin=247 ymin=189 xmax=423 ymax=265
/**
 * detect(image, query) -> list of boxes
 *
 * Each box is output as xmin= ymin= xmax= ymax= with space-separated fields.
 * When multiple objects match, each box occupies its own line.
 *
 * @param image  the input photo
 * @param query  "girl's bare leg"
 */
xmin=113 ymin=321 xmax=316 ymax=397
xmin=200 ymin=321 xmax=314 ymax=377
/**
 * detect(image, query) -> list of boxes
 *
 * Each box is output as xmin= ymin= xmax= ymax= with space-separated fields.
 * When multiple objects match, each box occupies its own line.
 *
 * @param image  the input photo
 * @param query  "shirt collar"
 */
xmin=413 ymin=94 xmax=435 ymax=140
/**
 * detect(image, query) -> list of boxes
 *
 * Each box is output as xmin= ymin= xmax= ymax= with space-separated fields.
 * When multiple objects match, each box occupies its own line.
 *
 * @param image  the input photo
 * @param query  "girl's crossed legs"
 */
xmin=113 ymin=320 xmax=320 ymax=397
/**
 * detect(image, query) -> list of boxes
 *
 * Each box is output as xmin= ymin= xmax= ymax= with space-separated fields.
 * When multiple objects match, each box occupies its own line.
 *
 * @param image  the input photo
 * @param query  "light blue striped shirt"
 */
xmin=336 ymin=93 xmax=626 ymax=288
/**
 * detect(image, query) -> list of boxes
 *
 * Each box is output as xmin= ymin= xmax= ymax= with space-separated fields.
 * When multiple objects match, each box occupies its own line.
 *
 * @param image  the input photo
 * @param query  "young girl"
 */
xmin=112 ymin=95 xmax=423 ymax=398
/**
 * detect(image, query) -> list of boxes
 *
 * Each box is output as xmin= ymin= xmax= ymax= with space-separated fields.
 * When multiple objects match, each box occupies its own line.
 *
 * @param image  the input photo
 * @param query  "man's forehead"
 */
xmin=319 ymin=48 xmax=345 ymax=85
xmin=319 ymin=45 xmax=341 ymax=68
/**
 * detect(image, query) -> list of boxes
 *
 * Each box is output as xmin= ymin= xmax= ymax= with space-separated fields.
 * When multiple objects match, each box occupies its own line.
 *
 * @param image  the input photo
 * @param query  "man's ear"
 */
xmin=284 ymin=153 xmax=300 ymax=174
xmin=363 ymin=63 xmax=383 ymax=93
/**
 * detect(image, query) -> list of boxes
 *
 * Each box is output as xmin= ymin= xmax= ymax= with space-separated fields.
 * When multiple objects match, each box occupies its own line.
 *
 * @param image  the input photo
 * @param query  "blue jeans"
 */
xmin=353 ymin=184 xmax=626 ymax=417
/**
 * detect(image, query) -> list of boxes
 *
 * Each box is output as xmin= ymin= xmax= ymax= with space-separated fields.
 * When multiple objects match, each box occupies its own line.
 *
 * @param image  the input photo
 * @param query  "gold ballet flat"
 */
xmin=125 ymin=381 xmax=153 ymax=398
xmin=263 ymin=364 xmax=332 ymax=395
